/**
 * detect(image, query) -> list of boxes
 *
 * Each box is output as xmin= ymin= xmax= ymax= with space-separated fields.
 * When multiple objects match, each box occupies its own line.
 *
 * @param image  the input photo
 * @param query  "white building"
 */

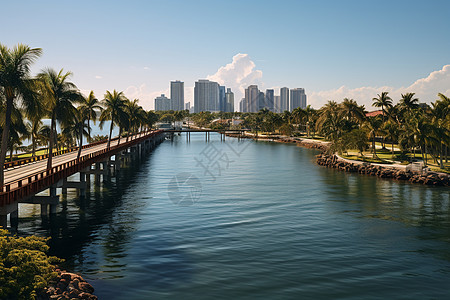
xmin=194 ymin=79 xmax=219 ymax=112
xmin=155 ymin=94 xmax=171 ymax=111
xmin=290 ymin=88 xmax=307 ymax=111
xmin=245 ymin=85 xmax=260 ymax=113
xmin=170 ymin=81 xmax=184 ymax=111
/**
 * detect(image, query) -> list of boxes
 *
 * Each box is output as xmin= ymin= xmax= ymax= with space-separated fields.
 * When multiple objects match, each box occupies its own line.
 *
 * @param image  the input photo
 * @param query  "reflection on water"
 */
xmin=15 ymin=133 xmax=450 ymax=299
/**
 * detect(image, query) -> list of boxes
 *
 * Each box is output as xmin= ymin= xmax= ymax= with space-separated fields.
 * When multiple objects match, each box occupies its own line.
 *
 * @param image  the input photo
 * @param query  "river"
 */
xmin=16 ymin=132 xmax=450 ymax=299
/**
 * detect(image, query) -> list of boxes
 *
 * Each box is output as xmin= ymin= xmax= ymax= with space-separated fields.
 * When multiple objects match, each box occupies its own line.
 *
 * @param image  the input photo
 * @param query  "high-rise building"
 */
xmin=265 ymin=89 xmax=274 ymax=112
xmin=258 ymin=91 xmax=265 ymax=111
xmin=170 ymin=81 xmax=184 ymax=111
xmin=185 ymin=102 xmax=190 ymax=110
xmin=155 ymin=94 xmax=171 ymax=111
xmin=194 ymin=79 xmax=219 ymax=113
xmin=274 ymin=96 xmax=281 ymax=113
xmin=290 ymin=88 xmax=307 ymax=111
xmin=239 ymin=98 xmax=246 ymax=113
xmin=225 ymin=88 xmax=234 ymax=112
xmin=245 ymin=85 xmax=260 ymax=113
xmin=280 ymin=87 xmax=289 ymax=112
xmin=219 ymin=85 xmax=226 ymax=112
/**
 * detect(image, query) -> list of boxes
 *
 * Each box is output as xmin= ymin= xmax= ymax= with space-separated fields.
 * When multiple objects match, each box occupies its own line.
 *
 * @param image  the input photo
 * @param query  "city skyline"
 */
xmin=1 ymin=1 xmax=449 ymax=110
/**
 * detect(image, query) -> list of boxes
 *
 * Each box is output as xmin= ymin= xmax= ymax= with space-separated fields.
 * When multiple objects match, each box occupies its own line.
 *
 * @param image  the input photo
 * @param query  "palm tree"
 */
xmin=79 ymin=91 xmax=102 ymax=143
xmin=25 ymin=120 xmax=50 ymax=157
xmin=145 ymin=110 xmax=159 ymax=130
xmin=430 ymin=93 xmax=450 ymax=168
xmin=364 ymin=116 xmax=383 ymax=159
xmin=383 ymin=121 xmax=399 ymax=158
xmin=372 ymin=92 xmax=392 ymax=118
xmin=62 ymin=107 xmax=89 ymax=159
xmin=399 ymin=93 xmax=419 ymax=113
xmin=37 ymin=68 xmax=80 ymax=169
xmin=99 ymin=90 xmax=127 ymax=149
xmin=340 ymin=98 xmax=366 ymax=125
xmin=124 ymin=98 xmax=144 ymax=141
xmin=0 ymin=43 xmax=42 ymax=186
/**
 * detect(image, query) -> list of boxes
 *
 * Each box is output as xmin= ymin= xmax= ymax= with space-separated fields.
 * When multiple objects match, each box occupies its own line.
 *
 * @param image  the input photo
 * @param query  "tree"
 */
xmin=37 ymin=68 xmax=80 ymax=170
xmin=364 ymin=116 xmax=383 ymax=158
xmin=24 ymin=120 xmax=50 ymax=157
xmin=383 ymin=121 xmax=399 ymax=158
xmin=399 ymin=92 xmax=419 ymax=113
xmin=341 ymin=98 xmax=366 ymax=125
xmin=0 ymin=43 xmax=42 ymax=187
xmin=99 ymin=90 xmax=127 ymax=149
xmin=79 ymin=90 xmax=101 ymax=143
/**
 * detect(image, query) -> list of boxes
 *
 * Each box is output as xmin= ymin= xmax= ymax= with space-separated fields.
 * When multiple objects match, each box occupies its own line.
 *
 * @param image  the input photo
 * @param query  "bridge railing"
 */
xmin=0 ymin=130 xmax=163 ymax=207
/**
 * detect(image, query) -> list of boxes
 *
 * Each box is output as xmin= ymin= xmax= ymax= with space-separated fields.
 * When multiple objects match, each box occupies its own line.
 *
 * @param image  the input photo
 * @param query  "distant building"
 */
xmin=265 ymin=89 xmax=274 ymax=112
xmin=245 ymin=85 xmax=260 ymax=113
xmin=155 ymin=94 xmax=171 ymax=111
xmin=226 ymin=88 xmax=234 ymax=112
xmin=280 ymin=87 xmax=289 ymax=112
xmin=185 ymin=101 xmax=190 ymax=110
xmin=258 ymin=91 xmax=265 ymax=111
xmin=274 ymin=95 xmax=281 ymax=113
xmin=170 ymin=81 xmax=184 ymax=111
xmin=219 ymin=85 xmax=226 ymax=112
xmin=194 ymin=79 xmax=219 ymax=113
xmin=290 ymin=88 xmax=307 ymax=111
xmin=239 ymin=98 xmax=246 ymax=112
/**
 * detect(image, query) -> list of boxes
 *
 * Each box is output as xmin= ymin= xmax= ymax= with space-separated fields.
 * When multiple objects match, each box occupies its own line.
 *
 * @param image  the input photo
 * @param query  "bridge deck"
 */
xmin=1 ymin=131 xmax=163 ymax=207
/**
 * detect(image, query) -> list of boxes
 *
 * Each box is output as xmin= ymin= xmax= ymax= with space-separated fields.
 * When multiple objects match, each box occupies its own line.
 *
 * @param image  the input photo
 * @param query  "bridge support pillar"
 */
xmin=10 ymin=209 xmax=18 ymax=228
xmin=41 ymin=204 xmax=48 ymax=216
xmin=0 ymin=202 xmax=18 ymax=228
xmin=80 ymin=172 xmax=86 ymax=197
xmin=0 ymin=215 xmax=6 ymax=228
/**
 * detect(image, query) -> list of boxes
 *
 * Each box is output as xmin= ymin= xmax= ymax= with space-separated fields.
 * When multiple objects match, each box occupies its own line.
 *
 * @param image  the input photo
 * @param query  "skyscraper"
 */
xmin=258 ymin=91 xmax=265 ymax=111
xmin=239 ymin=98 xmax=246 ymax=113
xmin=219 ymin=85 xmax=226 ymax=112
xmin=194 ymin=79 xmax=219 ymax=113
xmin=280 ymin=87 xmax=289 ymax=112
xmin=274 ymin=96 xmax=281 ymax=113
xmin=265 ymin=89 xmax=274 ymax=112
xmin=170 ymin=81 xmax=184 ymax=111
xmin=245 ymin=85 xmax=260 ymax=113
xmin=226 ymin=88 xmax=234 ymax=112
xmin=290 ymin=88 xmax=307 ymax=111
xmin=155 ymin=94 xmax=171 ymax=111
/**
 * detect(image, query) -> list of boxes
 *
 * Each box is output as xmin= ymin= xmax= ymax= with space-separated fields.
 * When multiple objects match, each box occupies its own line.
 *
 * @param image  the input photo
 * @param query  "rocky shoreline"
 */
xmin=38 ymin=269 xmax=97 ymax=300
xmin=225 ymin=132 xmax=449 ymax=187
xmin=316 ymin=154 xmax=449 ymax=186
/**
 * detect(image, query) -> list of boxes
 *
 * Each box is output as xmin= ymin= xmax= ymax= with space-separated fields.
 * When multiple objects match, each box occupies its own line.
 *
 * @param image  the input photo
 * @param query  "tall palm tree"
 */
xmin=340 ymin=98 xmax=365 ymax=125
xmin=399 ymin=92 xmax=419 ymax=113
xmin=37 ymin=68 xmax=80 ymax=169
xmin=62 ymin=106 xmax=89 ymax=159
xmin=79 ymin=90 xmax=102 ymax=143
xmin=372 ymin=92 xmax=392 ymax=118
xmin=383 ymin=121 xmax=399 ymax=158
xmin=364 ymin=116 xmax=383 ymax=158
xmin=24 ymin=120 xmax=50 ymax=157
xmin=430 ymin=93 xmax=450 ymax=168
xmin=99 ymin=90 xmax=127 ymax=149
xmin=0 ymin=43 xmax=42 ymax=186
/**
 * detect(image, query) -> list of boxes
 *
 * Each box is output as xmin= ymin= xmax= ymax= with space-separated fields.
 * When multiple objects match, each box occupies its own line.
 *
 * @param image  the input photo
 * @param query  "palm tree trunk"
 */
xmin=77 ymin=123 xmax=83 ymax=160
xmin=0 ymin=96 xmax=13 ymax=188
xmin=87 ymin=116 xmax=91 ymax=143
xmin=392 ymin=142 xmax=394 ymax=159
xmin=372 ymin=133 xmax=376 ymax=158
xmin=32 ymin=134 xmax=36 ymax=157
xmin=47 ymin=114 xmax=56 ymax=170
xmin=440 ymin=141 xmax=444 ymax=169
xmin=107 ymin=117 xmax=113 ymax=149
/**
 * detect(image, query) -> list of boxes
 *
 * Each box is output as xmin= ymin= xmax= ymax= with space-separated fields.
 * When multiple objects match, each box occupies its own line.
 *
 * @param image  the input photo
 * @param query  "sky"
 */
xmin=1 ymin=0 xmax=449 ymax=110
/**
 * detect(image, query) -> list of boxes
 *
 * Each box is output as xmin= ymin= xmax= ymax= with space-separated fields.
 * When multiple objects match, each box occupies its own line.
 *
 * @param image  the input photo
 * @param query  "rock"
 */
xmin=79 ymin=282 xmax=94 ymax=294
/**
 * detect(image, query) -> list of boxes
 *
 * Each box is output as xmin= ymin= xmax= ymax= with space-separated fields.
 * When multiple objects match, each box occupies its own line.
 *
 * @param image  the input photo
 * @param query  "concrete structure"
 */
xmin=185 ymin=101 xmax=191 ymax=110
xmin=258 ymin=91 xmax=265 ymax=111
xmin=290 ymin=88 xmax=307 ymax=111
xmin=245 ymin=85 xmax=260 ymax=113
xmin=194 ymin=79 xmax=219 ymax=112
xmin=170 ymin=81 xmax=184 ymax=111
xmin=225 ymin=88 xmax=234 ymax=112
xmin=280 ymin=87 xmax=289 ymax=112
xmin=155 ymin=94 xmax=171 ymax=111
xmin=265 ymin=89 xmax=274 ymax=112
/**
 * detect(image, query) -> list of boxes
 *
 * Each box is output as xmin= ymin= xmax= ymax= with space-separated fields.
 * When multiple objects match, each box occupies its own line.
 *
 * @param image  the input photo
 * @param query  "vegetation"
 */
xmin=0 ymin=229 xmax=61 ymax=300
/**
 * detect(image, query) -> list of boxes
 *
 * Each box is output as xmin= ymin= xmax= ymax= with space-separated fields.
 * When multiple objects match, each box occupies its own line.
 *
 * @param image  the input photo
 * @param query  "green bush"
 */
xmin=0 ymin=230 xmax=62 ymax=300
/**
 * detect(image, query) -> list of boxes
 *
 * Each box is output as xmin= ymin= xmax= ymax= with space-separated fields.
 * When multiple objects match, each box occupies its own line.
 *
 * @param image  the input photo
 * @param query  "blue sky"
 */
xmin=1 ymin=0 xmax=449 ymax=109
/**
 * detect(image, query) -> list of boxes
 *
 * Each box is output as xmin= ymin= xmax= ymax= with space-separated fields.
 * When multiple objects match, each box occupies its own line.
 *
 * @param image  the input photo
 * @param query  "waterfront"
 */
xmin=16 ymin=133 xmax=450 ymax=299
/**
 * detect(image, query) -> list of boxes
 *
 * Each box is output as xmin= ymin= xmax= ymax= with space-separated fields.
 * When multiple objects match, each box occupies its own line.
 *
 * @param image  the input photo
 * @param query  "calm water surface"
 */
xmin=17 ymin=133 xmax=450 ymax=299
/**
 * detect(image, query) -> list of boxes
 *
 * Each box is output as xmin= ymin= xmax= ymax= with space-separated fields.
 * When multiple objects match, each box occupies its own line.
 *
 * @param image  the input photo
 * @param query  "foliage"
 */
xmin=0 ymin=230 xmax=62 ymax=300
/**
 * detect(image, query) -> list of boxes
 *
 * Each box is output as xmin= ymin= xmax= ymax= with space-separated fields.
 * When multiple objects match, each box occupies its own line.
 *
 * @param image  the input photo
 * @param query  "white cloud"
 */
xmin=95 ymin=75 xmax=102 ymax=79
xmin=125 ymin=84 xmax=168 ymax=110
xmin=143 ymin=66 xmax=149 ymax=70
xmin=207 ymin=53 xmax=263 ymax=103
xmin=308 ymin=65 xmax=450 ymax=109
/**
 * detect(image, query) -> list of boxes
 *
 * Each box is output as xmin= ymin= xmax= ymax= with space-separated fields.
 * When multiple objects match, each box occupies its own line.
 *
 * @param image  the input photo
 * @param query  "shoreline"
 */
xmin=225 ymin=132 xmax=449 ymax=187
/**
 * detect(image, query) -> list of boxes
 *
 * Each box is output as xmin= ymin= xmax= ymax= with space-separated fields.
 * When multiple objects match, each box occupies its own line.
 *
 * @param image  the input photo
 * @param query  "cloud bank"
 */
xmin=308 ymin=65 xmax=450 ymax=109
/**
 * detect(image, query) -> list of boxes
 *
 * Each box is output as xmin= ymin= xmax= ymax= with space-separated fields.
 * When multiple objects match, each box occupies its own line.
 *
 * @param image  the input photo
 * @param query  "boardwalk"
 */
xmin=0 ymin=130 xmax=165 ymax=227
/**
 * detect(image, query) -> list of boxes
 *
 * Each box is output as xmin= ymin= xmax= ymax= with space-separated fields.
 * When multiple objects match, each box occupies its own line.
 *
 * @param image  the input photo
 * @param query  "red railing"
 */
xmin=2 ymin=136 xmax=127 ymax=170
xmin=0 ymin=130 xmax=163 ymax=206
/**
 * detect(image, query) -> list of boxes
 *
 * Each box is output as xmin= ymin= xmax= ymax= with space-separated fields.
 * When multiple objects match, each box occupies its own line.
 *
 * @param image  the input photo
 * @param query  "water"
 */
xmin=16 ymin=133 xmax=450 ymax=299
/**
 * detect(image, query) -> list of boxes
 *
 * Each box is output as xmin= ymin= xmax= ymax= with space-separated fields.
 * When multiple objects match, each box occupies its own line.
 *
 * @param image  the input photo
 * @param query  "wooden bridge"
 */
xmin=0 ymin=130 xmax=165 ymax=228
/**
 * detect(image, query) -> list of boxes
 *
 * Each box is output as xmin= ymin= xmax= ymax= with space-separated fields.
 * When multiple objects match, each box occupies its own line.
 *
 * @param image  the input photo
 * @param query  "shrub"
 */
xmin=0 ymin=230 xmax=62 ymax=300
